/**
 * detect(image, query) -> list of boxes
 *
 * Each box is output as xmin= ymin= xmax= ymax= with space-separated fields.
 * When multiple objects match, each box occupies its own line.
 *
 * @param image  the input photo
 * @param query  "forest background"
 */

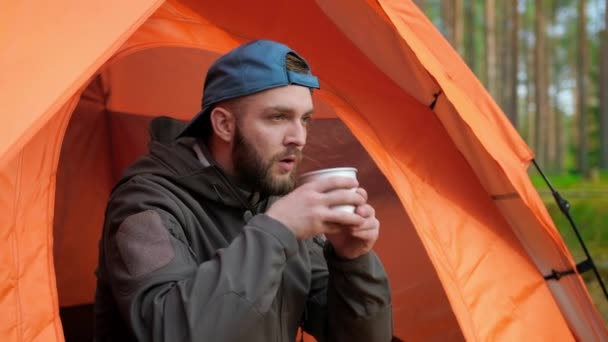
xmin=414 ymin=0 xmax=608 ymax=325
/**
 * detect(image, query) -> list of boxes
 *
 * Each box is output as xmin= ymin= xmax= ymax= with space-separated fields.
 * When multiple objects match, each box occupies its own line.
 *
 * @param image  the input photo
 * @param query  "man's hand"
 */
xmin=266 ymin=176 xmax=365 ymax=240
xmin=325 ymin=188 xmax=380 ymax=260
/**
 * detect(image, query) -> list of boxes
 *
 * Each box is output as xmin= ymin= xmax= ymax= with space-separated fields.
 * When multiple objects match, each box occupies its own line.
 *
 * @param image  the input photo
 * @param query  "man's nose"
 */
xmin=284 ymin=121 xmax=307 ymax=147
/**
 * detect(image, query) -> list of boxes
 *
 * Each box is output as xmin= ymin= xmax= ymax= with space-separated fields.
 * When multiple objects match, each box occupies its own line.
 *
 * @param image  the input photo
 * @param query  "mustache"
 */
xmin=273 ymin=147 xmax=303 ymax=162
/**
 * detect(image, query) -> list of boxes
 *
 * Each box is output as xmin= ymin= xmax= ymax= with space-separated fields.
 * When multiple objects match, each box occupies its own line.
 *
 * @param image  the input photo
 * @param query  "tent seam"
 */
xmin=314 ymin=71 xmax=472 ymax=339
xmin=310 ymin=82 xmax=472 ymax=340
xmin=392 ymin=147 xmax=474 ymax=338
xmin=48 ymin=94 xmax=83 ymax=341
xmin=438 ymin=96 xmax=600 ymax=338
xmin=12 ymin=151 xmax=24 ymax=341
xmin=104 ymin=81 xmax=119 ymax=183
xmin=374 ymin=1 xmax=482 ymax=340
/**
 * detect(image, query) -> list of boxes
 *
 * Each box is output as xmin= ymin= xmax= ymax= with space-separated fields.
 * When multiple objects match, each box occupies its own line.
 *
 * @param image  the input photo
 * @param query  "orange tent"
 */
xmin=1 ymin=0 xmax=606 ymax=341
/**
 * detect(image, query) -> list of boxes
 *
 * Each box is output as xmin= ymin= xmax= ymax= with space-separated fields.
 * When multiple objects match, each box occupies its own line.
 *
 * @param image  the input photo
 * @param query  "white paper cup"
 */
xmin=299 ymin=167 xmax=358 ymax=213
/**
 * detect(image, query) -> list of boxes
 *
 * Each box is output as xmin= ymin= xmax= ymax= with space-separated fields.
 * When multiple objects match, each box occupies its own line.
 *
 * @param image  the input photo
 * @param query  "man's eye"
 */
xmin=271 ymin=114 xmax=285 ymax=121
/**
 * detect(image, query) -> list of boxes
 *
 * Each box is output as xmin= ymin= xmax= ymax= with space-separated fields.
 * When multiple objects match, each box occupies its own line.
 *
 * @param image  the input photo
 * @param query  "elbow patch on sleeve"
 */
xmin=116 ymin=210 xmax=176 ymax=277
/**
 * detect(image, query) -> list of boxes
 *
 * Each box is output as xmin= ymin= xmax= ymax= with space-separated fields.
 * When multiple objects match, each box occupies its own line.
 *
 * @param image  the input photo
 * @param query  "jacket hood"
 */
xmin=117 ymin=116 xmax=264 ymax=210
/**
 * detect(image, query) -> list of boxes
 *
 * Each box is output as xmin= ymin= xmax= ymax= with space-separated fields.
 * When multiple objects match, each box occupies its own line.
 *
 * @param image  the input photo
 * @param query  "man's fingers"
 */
xmin=355 ymin=187 xmax=368 ymax=202
xmin=322 ymin=188 xmax=364 ymax=207
xmin=355 ymin=203 xmax=375 ymax=218
xmin=322 ymin=209 xmax=365 ymax=227
xmin=350 ymin=226 xmax=379 ymax=242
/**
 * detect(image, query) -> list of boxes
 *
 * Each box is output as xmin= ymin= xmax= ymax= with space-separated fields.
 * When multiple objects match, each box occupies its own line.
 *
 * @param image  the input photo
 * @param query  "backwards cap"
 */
xmin=180 ymin=40 xmax=320 ymax=137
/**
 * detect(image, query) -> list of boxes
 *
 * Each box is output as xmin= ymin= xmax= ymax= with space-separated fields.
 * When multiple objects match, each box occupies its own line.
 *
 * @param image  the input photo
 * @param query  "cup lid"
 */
xmin=299 ymin=167 xmax=357 ymax=178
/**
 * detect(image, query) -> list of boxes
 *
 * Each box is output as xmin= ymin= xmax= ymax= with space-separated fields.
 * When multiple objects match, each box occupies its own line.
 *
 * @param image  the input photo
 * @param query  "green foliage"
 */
xmin=426 ymin=0 xmax=607 ymax=174
xmin=462 ymin=0 xmax=486 ymax=78
xmin=424 ymin=0 xmax=608 ymax=326
xmin=547 ymin=198 xmax=608 ymax=255
xmin=530 ymin=169 xmax=608 ymax=187
xmin=532 ymin=172 xmax=608 ymax=325
xmin=590 ymin=104 xmax=602 ymax=168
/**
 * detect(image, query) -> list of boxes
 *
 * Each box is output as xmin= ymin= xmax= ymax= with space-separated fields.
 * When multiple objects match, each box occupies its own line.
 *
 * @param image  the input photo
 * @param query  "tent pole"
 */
xmin=532 ymin=159 xmax=608 ymax=301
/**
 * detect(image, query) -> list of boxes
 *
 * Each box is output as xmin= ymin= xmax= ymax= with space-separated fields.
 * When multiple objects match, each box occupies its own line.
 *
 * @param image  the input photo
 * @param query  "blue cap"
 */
xmin=180 ymin=40 xmax=320 ymax=137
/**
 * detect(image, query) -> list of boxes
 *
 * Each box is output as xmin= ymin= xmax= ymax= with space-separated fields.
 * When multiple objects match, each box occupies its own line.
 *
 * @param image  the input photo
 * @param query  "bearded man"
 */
xmin=94 ymin=40 xmax=393 ymax=342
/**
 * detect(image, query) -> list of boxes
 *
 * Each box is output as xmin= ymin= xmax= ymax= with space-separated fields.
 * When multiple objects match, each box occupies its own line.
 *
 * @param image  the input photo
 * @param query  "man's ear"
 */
xmin=209 ymin=107 xmax=236 ymax=143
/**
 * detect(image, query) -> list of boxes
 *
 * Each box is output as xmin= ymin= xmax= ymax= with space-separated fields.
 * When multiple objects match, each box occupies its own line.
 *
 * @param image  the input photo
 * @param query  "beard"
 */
xmin=232 ymin=125 xmax=301 ymax=196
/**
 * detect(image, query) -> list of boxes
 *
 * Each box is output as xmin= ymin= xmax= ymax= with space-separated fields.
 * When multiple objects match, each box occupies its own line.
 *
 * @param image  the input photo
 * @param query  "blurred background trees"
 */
xmin=418 ymin=0 xmax=607 ymax=177
xmin=415 ymin=0 xmax=608 ymax=325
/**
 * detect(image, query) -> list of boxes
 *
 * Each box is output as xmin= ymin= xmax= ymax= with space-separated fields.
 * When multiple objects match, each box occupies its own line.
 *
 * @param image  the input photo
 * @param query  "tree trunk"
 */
xmin=554 ymin=95 xmax=564 ymax=173
xmin=414 ymin=0 xmax=426 ymax=14
xmin=442 ymin=1 xmax=453 ymax=43
xmin=577 ymin=0 xmax=589 ymax=176
xmin=441 ymin=0 xmax=464 ymax=54
xmin=496 ymin=1 xmax=509 ymax=111
xmin=453 ymin=0 xmax=464 ymax=55
xmin=600 ymin=0 xmax=608 ymax=170
xmin=485 ymin=0 xmax=497 ymax=99
xmin=495 ymin=2 xmax=504 ymax=109
xmin=522 ymin=0 xmax=535 ymax=146
xmin=549 ymin=1 xmax=563 ymax=173
xmin=547 ymin=95 xmax=558 ymax=172
xmin=545 ymin=0 xmax=558 ymax=172
xmin=464 ymin=0 xmax=479 ymax=76
xmin=508 ymin=0 xmax=519 ymax=128
xmin=534 ymin=0 xmax=549 ymax=168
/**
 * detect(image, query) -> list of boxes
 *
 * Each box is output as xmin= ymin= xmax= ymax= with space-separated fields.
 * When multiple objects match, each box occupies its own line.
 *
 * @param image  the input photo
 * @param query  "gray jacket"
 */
xmin=94 ymin=117 xmax=393 ymax=341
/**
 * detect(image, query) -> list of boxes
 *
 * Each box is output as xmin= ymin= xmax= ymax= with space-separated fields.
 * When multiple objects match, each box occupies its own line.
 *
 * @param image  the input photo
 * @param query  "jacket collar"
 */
xmin=118 ymin=116 xmax=266 ymax=211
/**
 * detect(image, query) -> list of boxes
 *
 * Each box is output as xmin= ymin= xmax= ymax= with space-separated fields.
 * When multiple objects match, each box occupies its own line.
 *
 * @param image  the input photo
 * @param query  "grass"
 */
xmin=531 ymin=170 xmax=608 ymax=327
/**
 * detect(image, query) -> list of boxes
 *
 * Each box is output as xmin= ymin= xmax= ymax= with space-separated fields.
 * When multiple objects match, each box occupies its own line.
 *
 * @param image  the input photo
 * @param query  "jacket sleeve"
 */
xmin=99 ymin=177 xmax=299 ymax=341
xmin=302 ymin=239 xmax=393 ymax=342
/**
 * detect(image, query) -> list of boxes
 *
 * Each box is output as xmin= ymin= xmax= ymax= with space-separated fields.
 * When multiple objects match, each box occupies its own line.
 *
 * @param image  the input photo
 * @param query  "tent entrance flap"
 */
xmin=54 ymin=56 xmax=461 ymax=340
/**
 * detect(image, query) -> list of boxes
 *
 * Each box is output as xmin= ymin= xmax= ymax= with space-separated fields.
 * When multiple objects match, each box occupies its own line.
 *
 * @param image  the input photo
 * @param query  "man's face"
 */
xmin=231 ymin=85 xmax=314 ymax=196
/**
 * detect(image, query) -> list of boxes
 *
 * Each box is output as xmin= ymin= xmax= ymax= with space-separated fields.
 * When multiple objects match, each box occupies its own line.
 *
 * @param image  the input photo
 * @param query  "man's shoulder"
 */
xmin=111 ymin=173 xmax=170 ymax=199
xmin=106 ymin=173 xmax=188 ymax=222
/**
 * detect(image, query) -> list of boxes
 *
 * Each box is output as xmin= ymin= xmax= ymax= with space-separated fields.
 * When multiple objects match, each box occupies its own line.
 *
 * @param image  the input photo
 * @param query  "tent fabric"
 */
xmin=1 ymin=0 xmax=606 ymax=341
xmin=0 ymin=0 xmax=165 ymax=169
xmin=377 ymin=1 xmax=607 ymax=337
xmin=1 ymin=1 xmax=163 ymax=340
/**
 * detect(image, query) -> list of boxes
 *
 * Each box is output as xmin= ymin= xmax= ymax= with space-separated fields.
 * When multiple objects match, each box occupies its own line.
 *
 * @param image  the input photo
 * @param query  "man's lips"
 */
xmin=277 ymin=155 xmax=297 ymax=172
xmin=280 ymin=155 xmax=296 ymax=163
